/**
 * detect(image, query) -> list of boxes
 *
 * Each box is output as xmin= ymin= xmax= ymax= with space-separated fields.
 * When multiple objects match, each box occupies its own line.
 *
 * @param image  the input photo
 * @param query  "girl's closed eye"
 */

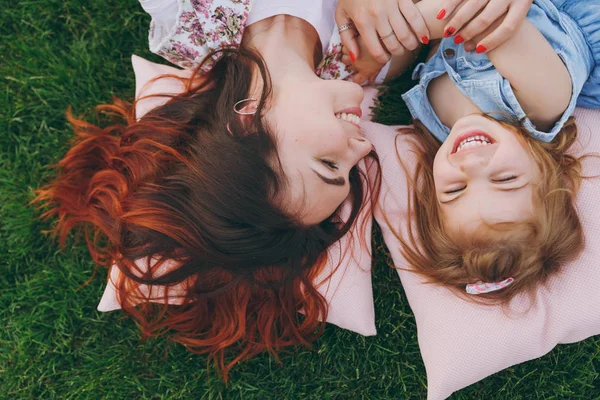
xmin=492 ymin=175 xmax=518 ymax=183
xmin=445 ymin=185 xmax=466 ymax=194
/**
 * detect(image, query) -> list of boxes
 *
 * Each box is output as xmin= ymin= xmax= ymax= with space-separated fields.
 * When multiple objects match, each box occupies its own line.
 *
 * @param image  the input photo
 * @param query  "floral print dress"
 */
xmin=145 ymin=0 xmax=361 ymax=81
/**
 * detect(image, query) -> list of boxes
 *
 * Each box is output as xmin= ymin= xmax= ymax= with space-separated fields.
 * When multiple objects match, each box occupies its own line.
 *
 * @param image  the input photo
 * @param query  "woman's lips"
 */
xmin=337 ymin=107 xmax=362 ymax=118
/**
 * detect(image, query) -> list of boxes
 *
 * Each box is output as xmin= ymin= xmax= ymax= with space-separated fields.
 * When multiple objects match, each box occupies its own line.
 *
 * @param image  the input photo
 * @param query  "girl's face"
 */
xmin=433 ymin=115 xmax=541 ymax=234
xmin=266 ymin=74 xmax=373 ymax=225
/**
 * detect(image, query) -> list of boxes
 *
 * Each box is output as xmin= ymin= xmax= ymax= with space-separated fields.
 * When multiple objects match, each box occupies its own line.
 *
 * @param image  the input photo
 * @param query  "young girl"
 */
xmin=349 ymin=0 xmax=599 ymax=301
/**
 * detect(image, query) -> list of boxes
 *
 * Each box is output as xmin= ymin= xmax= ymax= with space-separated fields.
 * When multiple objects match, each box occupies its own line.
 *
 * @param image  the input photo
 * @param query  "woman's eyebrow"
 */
xmin=312 ymin=170 xmax=346 ymax=186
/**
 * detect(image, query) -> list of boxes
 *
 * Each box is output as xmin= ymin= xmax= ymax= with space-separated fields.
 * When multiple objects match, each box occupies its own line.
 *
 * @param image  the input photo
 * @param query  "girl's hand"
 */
xmin=335 ymin=0 xmax=430 ymax=64
xmin=341 ymin=37 xmax=387 ymax=85
xmin=437 ymin=0 xmax=533 ymax=52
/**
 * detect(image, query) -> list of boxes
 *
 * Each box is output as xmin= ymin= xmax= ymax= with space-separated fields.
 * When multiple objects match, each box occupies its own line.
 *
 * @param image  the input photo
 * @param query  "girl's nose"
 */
xmin=450 ymin=144 xmax=497 ymax=174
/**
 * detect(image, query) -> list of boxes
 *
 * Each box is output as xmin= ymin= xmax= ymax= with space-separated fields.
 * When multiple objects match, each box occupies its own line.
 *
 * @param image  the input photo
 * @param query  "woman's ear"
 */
xmin=233 ymin=98 xmax=258 ymax=116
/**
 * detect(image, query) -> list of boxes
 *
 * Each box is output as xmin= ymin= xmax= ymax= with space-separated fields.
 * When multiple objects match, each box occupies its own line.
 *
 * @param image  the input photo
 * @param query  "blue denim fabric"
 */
xmin=402 ymin=0 xmax=600 ymax=143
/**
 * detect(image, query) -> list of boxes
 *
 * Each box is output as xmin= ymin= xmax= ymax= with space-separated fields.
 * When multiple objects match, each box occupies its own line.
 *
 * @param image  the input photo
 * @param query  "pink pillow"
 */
xmin=97 ymin=55 xmax=377 ymax=336
xmin=361 ymin=108 xmax=600 ymax=399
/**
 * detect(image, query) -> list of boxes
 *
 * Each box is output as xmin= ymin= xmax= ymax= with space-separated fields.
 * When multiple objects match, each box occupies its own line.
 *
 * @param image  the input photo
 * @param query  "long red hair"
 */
xmin=35 ymin=48 xmax=378 ymax=378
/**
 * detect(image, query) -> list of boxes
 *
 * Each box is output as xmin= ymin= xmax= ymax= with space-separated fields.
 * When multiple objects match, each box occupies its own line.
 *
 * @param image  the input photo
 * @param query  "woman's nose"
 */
xmin=349 ymin=135 xmax=373 ymax=161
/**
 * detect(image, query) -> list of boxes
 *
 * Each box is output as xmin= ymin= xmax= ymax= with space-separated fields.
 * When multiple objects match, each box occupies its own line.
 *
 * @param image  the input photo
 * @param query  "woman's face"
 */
xmin=433 ymin=115 xmax=540 ymax=234
xmin=266 ymin=75 xmax=373 ymax=225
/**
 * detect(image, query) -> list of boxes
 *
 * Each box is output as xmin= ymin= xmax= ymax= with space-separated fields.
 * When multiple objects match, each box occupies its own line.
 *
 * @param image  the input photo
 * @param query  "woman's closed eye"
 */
xmin=320 ymin=159 xmax=338 ymax=170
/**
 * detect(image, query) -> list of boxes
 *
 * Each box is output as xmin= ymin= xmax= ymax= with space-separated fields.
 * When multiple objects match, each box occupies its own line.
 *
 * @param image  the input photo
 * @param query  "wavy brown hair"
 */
xmin=395 ymin=116 xmax=590 ymax=304
xmin=35 ymin=47 xmax=379 ymax=378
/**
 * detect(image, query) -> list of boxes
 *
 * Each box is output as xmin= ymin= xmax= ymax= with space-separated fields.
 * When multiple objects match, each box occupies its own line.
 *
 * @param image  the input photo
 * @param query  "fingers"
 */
xmin=449 ymin=1 xmax=509 ymax=44
xmin=473 ymin=1 xmax=530 ymax=52
xmin=357 ymin=17 xmax=391 ymax=64
xmin=463 ymin=39 xmax=476 ymax=53
xmin=340 ymin=35 xmax=356 ymax=65
xmin=335 ymin=8 xmax=361 ymax=60
xmin=442 ymin=0 xmax=489 ymax=37
xmin=397 ymin=0 xmax=430 ymax=46
xmin=384 ymin=13 xmax=409 ymax=56
xmin=368 ymin=72 xmax=380 ymax=85
xmin=349 ymin=2 xmax=394 ymax=64
xmin=436 ymin=0 xmax=466 ymax=20
xmin=353 ymin=73 xmax=368 ymax=85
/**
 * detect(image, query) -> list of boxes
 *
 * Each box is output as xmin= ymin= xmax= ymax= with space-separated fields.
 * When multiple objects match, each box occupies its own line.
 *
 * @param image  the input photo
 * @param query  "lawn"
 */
xmin=2 ymin=1 xmax=599 ymax=398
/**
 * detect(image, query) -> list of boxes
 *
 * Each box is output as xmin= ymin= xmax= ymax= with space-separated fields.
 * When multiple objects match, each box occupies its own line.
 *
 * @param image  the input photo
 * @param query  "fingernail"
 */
xmin=476 ymin=45 xmax=487 ymax=53
xmin=444 ymin=27 xmax=455 ymax=38
xmin=349 ymin=51 xmax=356 ymax=63
xmin=454 ymin=35 xmax=464 ymax=45
xmin=437 ymin=9 xmax=446 ymax=20
xmin=421 ymin=36 xmax=429 ymax=45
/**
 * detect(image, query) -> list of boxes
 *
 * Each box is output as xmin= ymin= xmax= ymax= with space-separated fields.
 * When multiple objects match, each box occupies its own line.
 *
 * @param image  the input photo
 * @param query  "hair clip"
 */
xmin=233 ymin=98 xmax=258 ymax=115
xmin=466 ymin=277 xmax=514 ymax=295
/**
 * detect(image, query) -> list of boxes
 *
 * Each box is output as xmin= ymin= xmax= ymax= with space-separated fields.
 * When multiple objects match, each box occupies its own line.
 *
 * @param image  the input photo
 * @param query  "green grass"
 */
xmin=2 ymin=1 xmax=599 ymax=398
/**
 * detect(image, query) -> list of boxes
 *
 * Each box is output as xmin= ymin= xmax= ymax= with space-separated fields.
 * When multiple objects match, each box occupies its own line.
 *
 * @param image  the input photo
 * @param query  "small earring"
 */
xmin=233 ymin=98 xmax=258 ymax=115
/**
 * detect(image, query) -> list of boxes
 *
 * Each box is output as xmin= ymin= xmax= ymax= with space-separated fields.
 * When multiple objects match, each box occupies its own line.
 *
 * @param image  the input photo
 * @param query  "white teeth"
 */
xmin=336 ymin=112 xmax=361 ymax=125
xmin=456 ymin=135 xmax=492 ymax=153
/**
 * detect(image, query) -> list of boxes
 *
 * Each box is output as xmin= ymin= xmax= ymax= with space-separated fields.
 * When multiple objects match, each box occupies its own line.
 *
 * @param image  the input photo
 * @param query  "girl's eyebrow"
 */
xmin=497 ymin=183 xmax=529 ymax=192
xmin=440 ymin=194 xmax=463 ymax=205
xmin=311 ymin=170 xmax=345 ymax=186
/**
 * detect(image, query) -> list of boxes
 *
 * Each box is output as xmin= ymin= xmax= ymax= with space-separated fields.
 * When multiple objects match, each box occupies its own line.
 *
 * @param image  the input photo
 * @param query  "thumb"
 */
xmin=335 ymin=9 xmax=360 ymax=60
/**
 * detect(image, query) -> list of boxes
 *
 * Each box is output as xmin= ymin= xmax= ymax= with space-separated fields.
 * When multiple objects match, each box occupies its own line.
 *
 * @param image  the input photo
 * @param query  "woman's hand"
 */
xmin=437 ymin=0 xmax=533 ymax=52
xmin=335 ymin=0 xmax=430 ymax=64
xmin=341 ymin=36 xmax=388 ymax=85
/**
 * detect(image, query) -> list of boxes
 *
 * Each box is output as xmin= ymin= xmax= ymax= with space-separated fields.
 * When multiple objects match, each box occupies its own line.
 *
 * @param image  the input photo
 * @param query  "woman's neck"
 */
xmin=243 ymin=15 xmax=322 ymax=82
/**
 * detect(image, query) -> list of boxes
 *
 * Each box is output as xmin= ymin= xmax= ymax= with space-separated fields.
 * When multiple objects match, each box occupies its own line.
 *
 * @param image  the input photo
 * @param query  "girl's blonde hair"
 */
xmin=397 ymin=116 xmax=587 ymax=304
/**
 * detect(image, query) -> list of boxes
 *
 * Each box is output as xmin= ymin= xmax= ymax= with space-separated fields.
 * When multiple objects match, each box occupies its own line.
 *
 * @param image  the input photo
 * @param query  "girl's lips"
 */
xmin=451 ymin=131 xmax=495 ymax=154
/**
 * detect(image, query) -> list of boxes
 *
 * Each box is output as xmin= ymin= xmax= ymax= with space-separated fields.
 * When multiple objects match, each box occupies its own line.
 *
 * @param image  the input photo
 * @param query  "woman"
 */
xmin=37 ymin=0 xmax=381 ymax=379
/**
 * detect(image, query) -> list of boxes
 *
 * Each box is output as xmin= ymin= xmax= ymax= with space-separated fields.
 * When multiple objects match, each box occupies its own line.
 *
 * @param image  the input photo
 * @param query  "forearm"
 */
xmin=485 ymin=19 xmax=571 ymax=130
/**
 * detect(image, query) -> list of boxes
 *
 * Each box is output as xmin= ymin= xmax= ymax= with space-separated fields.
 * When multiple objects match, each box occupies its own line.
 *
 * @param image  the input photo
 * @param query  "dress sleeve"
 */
xmin=140 ymin=0 xmax=252 ymax=71
xmin=140 ymin=0 xmax=180 ymax=40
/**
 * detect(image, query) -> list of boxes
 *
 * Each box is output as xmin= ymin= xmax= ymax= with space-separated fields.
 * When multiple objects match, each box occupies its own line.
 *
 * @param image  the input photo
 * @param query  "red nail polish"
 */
xmin=454 ymin=35 xmax=464 ymax=44
xmin=421 ymin=36 xmax=429 ymax=45
xmin=476 ymin=45 xmax=487 ymax=53
xmin=444 ymin=27 xmax=455 ymax=38
xmin=437 ymin=9 xmax=446 ymax=20
xmin=349 ymin=51 xmax=356 ymax=63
